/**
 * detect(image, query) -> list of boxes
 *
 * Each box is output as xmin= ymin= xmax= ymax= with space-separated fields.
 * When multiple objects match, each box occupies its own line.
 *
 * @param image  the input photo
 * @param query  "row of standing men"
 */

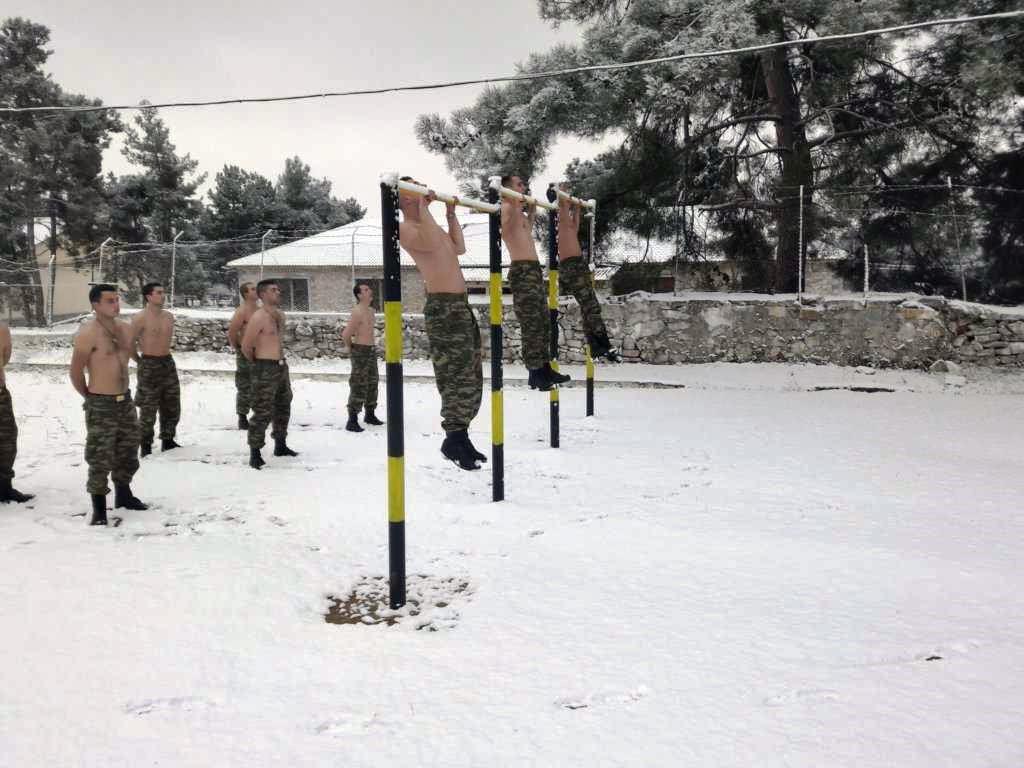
xmin=0 ymin=176 xmax=615 ymax=523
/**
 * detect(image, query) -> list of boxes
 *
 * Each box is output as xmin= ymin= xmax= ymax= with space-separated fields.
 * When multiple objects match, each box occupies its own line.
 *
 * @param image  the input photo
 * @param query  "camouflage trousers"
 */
xmin=235 ymin=351 xmax=253 ymax=417
xmin=136 ymin=355 xmax=181 ymax=446
xmin=347 ymin=344 xmax=379 ymax=411
xmin=248 ymin=359 xmax=292 ymax=449
xmin=84 ymin=391 xmax=141 ymax=495
xmin=559 ymin=255 xmax=608 ymax=341
xmin=0 ymin=387 xmax=19 ymax=481
xmin=509 ymin=260 xmax=550 ymax=370
xmin=424 ymin=293 xmax=482 ymax=433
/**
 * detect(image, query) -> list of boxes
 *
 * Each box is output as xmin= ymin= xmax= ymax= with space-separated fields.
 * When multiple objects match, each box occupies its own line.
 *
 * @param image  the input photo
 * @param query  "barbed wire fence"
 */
xmin=1 ymin=181 xmax=1020 ymax=326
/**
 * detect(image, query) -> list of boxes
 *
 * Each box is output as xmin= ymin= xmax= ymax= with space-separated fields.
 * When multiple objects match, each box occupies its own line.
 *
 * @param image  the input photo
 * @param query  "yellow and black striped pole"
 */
xmin=585 ymin=208 xmax=596 ymax=417
xmin=546 ymin=187 xmax=560 ymax=449
xmin=380 ymin=180 xmax=405 ymax=609
xmin=488 ymin=187 xmax=504 ymax=502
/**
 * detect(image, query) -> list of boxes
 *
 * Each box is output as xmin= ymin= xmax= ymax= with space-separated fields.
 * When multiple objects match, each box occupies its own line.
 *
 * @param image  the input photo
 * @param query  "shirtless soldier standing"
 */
xmin=554 ymin=184 xmax=619 ymax=361
xmin=0 ymin=322 xmax=34 ymax=504
xmin=500 ymin=174 xmax=570 ymax=391
xmin=398 ymin=178 xmax=486 ymax=470
xmin=70 ymin=284 xmax=147 ymax=525
xmin=130 ymin=282 xmax=181 ymax=456
xmin=240 ymin=278 xmax=298 ymax=469
xmin=227 ymin=281 xmax=260 ymax=429
xmin=341 ymin=281 xmax=384 ymax=433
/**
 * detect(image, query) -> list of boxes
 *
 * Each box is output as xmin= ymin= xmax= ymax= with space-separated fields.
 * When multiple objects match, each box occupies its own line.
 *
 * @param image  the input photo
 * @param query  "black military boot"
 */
xmin=465 ymin=435 xmax=487 ymax=463
xmin=237 ymin=414 xmax=249 ymax=430
xmin=588 ymin=331 xmax=621 ymax=362
xmin=545 ymin=362 xmax=571 ymax=384
xmin=527 ymin=367 xmax=554 ymax=391
xmin=441 ymin=430 xmax=481 ymax=471
xmin=0 ymin=478 xmax=34 ymax=503
xmin=363 ymin=407 xmax=384 ymax=426
xmin=161 ymin=438 xmax=181 ymax=452
xmin=89 ymin=494 xmax=108 ymax=526
xmin=114 ymin=484 xmax=148 ymax=511
xmin=345 ymin=408 xmax=364 ymax=433
xmin=140 ymin=443 xmax=152 ymax=457
xmin=273 ymin=438 xmax=298 ymax=457
xmin=249 ymin=446 xmax=265 ymax=470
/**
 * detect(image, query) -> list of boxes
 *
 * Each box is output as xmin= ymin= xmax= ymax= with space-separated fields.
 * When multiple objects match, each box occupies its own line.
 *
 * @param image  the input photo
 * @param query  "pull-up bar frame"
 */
xmin=379 ymin=173 xmax=506 ymax=608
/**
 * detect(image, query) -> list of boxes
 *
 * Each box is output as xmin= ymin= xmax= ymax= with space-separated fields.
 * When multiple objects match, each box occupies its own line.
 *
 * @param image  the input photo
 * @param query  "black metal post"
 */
xmin=381 ymin=182 xmax=405 ymax=609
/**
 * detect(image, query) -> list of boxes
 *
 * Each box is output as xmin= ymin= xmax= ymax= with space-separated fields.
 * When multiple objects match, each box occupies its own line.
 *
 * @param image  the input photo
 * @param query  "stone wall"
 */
xmin=16 ymin=294 xmax=1024 ymax=369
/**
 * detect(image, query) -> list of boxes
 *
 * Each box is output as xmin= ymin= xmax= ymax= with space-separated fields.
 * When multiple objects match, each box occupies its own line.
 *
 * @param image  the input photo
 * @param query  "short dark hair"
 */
xmin=501 ymin=174 xmax=520 ymax=187
xmin=399 ymin=176 xmax=413 ymax=182
xmin=353 ymin=281 xmax=371 ymax=300
xmin=256 ymin=278 xmax=278 ymax=297
xmin=142 ymin=282 xmax=163 ymax=300
xmin=239 ymin=281 xmax=255 ymax=298
xmin=89 ymin=284 xmax=117 ymax=304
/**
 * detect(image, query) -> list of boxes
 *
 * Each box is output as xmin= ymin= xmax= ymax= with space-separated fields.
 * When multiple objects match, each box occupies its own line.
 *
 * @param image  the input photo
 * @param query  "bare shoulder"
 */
xmin=117 ymin=319 xmax=134 ymax=339
xmin=163 ymin=309 xmax=175 ymax=323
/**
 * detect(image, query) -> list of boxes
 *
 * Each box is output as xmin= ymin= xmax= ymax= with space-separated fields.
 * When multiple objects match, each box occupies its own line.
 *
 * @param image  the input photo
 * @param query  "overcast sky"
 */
xmin=6 ymin=0 xmax=610 ymax=217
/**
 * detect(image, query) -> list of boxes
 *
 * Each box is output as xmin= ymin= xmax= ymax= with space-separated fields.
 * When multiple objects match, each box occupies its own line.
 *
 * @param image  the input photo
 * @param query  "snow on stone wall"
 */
xmin=15 ymin=293 xmax=1024 ymax=369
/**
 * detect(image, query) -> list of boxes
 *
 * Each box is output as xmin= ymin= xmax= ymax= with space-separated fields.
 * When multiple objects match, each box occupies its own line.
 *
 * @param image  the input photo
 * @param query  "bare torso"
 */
xmin=557 ymin=200 xmax=582 ymax=261
xmin=0 ymin=323 xmax=11 ymax=388
xmin=400 ymin=214 xmax=467 ymax=294
xmin=132 ymin=308 xmax=174 ymax=356
xmin=80 ymin=319 xmax=133 ymax=395
xmin=347 ymin=305 xmax=376 ymax=345
xmin=230 ymin=303 xmax=259 ymax=349
xmin=501 ymin=201 xmax=541 ymax=263
xmin=248 ymin=308 xmax=286 ymax=360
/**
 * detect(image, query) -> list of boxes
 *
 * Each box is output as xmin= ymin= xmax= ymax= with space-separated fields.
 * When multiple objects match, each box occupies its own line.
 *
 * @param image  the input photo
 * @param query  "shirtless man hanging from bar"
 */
xmin=398 ymin=177 xmax=486 ymax=471
xmin=70 ymin=284 xmax=147 ymax=526
xmin=227 ymin=281 xmax=259 ymax=429
xmin=554 ymin=183 xmax=619 ymax=361
xmin=500 ymin=174 xmax=570 ymax=391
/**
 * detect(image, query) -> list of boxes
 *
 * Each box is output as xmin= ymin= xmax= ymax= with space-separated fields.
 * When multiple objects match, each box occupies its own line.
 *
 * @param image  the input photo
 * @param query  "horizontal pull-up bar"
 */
xmin=549 ymin=185 xmax=596 ymax=211
xmin=381 ymin=172 xmax=499 ymax=214
xmin=488 ymin=176 xmax=558 ymax=211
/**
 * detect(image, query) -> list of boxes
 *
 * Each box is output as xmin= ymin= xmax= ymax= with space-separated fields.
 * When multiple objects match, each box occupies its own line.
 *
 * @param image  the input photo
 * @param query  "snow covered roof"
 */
xmin=225 ymin=212 xmax=522 ymax=276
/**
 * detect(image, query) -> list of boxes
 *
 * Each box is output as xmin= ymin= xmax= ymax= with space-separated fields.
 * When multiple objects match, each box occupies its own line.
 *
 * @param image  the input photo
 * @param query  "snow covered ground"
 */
xmin=1 ymin=362 xmax=1023 ymax=767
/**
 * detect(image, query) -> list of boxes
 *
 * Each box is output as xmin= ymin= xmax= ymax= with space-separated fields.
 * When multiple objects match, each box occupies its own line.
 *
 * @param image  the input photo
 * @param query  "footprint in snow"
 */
xmin=123 ymin=696 xmax=215 ymax=716
xmin=763 ymin=688 xmax=839 ymax=707
xmin=556 ymin=686 xmax=650 ymax=711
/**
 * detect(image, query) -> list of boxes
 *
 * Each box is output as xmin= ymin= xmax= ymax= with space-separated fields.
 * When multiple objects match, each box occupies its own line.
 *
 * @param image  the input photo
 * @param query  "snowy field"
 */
xmin=1 ymin=362 xmax=1023 ymax=767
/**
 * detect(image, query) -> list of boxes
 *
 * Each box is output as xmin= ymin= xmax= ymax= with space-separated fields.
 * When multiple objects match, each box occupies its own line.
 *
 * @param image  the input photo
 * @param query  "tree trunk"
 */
xmin=761 ymin=42 xmax=813 ymax=293
xmin=22 ymin=217 xmax=38 ymax=326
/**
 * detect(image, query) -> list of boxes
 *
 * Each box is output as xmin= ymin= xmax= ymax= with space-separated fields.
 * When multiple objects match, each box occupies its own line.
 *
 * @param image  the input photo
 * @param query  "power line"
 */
xmin=1 ymin=11 xmax=1021 ymax=115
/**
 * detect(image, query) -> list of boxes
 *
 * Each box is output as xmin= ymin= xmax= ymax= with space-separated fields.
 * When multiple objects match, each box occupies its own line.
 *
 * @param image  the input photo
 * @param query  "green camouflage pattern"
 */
xmin=235 ymin=351 xmax=253 ymax=417
xmin=0 ymin=387 xmax=18 ymax=481
xmin=559 ymin=255 xmax=609 ymax=340
xmin=136 ymin=355 xmax=181 ymax=445
xmin=424 ymin=294 xmax=483 ymax=433
xmin=84 ymin=393 xmax=141 ymax=495
xmin=508 ymin=260 xmax=550 ymax=370
xmin=247 ymin=360 xmax=292 ymax=449
xmin=347 ymin=344 xmax=379 ymax=411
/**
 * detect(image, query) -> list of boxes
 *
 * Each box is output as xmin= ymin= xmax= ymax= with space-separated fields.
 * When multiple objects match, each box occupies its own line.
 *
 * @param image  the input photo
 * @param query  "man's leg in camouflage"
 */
xmin=270 ymin=363 xmax=292 ymax=443
xmin=84 ymin=397 xmax=117 ymax=495
xmin=426 ymin=297 xmax=483 ymax=431
xmin=508 ymin=261 xmax=550 ymax=370
xmin=365 ymin=351 xmax=379 ymax=411
xmin=559 ymin=256 xmax=608 ymax=340
xmin=0 ymin=388 xmax=17 ymax=483
xmin=248 ymin=363 xmax=282 ymax=449
xmin=235 ymin=352 xmax=252 ymax=417
xmin=158 ymin=359 xmax=181 ymax=441
xmin=135 ymin=359 xmax=159 ymax=449
xmin=347 ymin=346 xmax=371 ymax=412
xmin=111 ymin=397 xmax=141 ymax=487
